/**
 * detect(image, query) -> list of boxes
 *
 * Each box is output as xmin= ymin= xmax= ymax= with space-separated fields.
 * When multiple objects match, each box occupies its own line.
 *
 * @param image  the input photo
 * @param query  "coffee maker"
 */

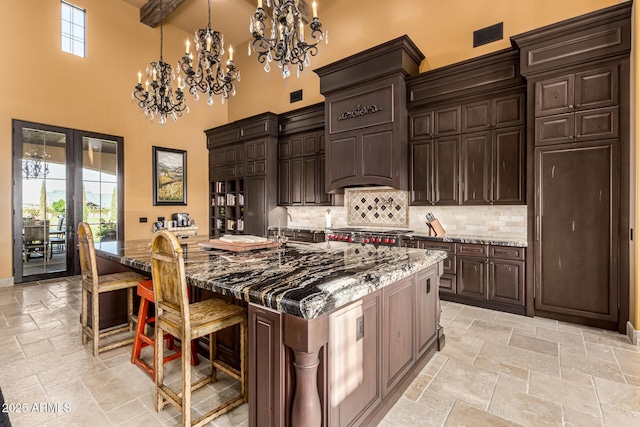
xmin=172 ymin=213 xmax=190 ymax=227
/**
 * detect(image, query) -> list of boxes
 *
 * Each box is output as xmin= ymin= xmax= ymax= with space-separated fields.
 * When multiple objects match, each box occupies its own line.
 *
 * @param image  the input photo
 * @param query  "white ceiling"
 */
xmin=121 ymin=0 xmax=274 ymax=49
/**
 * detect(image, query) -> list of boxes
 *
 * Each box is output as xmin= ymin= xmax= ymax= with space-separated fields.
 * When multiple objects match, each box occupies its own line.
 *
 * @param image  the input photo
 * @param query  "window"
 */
xmin=61 ymin=1 xmax=86 ymax=57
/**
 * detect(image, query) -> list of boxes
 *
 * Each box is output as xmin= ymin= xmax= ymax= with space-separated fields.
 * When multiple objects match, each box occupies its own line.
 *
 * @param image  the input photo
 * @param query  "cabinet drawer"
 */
xmin=457 ymin=243 xmax=488 ymax=257
xmin=438 ymin=274 xmax=456 ymax=294
xmin=420 ymin=241 xmax=456 ymax=254
xmin=294 ymin=231 xmax=315 ymax=243
xmin=490 ymin=246 xmax=524 ymax=261
xmin=575 ymin=106 xmax=618 ymax=141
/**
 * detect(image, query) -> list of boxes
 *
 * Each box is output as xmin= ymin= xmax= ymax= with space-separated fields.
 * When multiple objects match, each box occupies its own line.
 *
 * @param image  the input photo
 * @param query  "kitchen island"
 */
xmin=95 ymin=236 xmax=446 ymax=426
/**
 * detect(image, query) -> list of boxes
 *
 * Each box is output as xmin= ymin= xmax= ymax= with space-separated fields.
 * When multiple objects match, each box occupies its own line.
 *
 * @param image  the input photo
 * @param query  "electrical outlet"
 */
xmin=356 ymin=315 xmax=364 ymax=341
xmin=139 ymin=217 xmax=147 ymax=223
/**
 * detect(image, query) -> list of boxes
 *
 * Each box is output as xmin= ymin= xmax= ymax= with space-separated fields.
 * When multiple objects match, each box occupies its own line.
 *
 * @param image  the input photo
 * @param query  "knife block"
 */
xmin=429 ymin=219 xmax=446 ymax=237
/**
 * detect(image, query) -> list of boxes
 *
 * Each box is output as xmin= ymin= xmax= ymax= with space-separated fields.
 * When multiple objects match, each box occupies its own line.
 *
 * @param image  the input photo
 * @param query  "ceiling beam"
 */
xmin=140 ymin=0 xmax=187 ymax=28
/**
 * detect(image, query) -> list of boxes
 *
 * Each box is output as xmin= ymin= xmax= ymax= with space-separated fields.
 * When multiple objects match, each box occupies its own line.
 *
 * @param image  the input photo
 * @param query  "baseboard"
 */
xmin=0 ymin=277 xmax=14 ymax=287
xmin=627 ymin=321 xmax=639 ymax=350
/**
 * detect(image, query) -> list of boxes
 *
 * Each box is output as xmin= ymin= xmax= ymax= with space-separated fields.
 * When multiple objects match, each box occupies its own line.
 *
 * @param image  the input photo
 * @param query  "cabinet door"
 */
xmin=574 ymin=65 xmax=618 ymax=110
xmin=383 ymin=276 xmax=415 ymax=394
xmin=457 ymin=257 xmax=488 ymax=300
xmin=535 ymin=74 xmax=575 ymax=117
xmin=433 ymin=136 xmax=459 ymax=205
xmin=290 ymin=136 xmax=303 ymax=157
xmin=245 ymin=176 xmax=266 ymax=236
xmin=416 ymin=268 xmax=437 ymax=358
xmin=331 ymin=294 xmax=382 ymax=427
xmin=303 ymin=135 xmax=318 ymax=155
xmin=410 ymin=140 xmax=432 ymax=205
xmin=493 ymin=93 xmax=525 ymax=128
xmin=489 ymin=259 xmax=525 ymax=306
xmin=535 ymin=140 xmax=618 ymax=322
xmin=316 ymin=154 xmax=331 ymax=205
xmin=535 ymin=113 xmax=575 ymax=146
xmin=248 ymin=305 xmax=285 ymax=427
xmin=462 ymin=100 xmax=491 ymax=133
xmin=304 ymin=157 xmax=317 ymax=205
xmin=246 ymin=139 xmax=266 ymax=161
xmin=434 ymin=106 xmax=461 ymax=136
xmin=493 ymin=127 xmax=525 ymax=204
xmin=410 ymin=111 xmax=434 ymax=140
xmin=575 ymin=106 xmax=619 ymax=142
xmin=277 ymin=160 xmax=290 ymax=206
xmin=461 ymin=131 xmax=491 ymax=205
xmin=290 ymin=158 xmax=303 ymax=205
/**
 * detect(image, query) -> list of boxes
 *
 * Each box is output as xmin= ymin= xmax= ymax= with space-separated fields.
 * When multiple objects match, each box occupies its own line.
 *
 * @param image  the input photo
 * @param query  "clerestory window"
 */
xmin=61 ymin=1 xmax=86 ymax=58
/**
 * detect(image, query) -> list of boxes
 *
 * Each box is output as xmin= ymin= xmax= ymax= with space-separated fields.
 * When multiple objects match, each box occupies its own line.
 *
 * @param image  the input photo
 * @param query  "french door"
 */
xmin=12 ymin=120 xmax=124 ymax=283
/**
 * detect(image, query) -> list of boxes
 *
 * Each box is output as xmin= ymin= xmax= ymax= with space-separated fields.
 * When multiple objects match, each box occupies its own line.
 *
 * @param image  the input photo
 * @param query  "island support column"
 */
xmin=284 ymin=313 xmax=328 ymax=427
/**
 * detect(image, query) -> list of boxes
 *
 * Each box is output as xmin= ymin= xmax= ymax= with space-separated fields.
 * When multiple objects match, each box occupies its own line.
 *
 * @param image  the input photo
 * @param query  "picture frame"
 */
xmin=152 ymin=146 xmax=187 ymax=206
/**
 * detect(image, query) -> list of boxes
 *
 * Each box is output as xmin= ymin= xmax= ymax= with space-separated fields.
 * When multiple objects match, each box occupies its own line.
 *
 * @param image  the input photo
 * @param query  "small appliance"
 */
xmin=172 ymin=213 xmax=190 ymax=227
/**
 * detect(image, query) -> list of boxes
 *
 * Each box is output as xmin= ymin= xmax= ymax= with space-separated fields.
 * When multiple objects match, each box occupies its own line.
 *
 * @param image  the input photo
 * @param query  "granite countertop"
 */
xmin=403 ymin=233 xmax=527 ymax=248
xmin=95 ymin=236 xmax=446 ymax=319
xmin=267 ymin=227 xmax=326 ymax=233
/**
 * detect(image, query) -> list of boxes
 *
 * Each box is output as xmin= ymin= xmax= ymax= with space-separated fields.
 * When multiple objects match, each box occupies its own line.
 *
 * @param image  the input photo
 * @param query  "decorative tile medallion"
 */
xmin=348 ymin=188 xmax=409 ymax=227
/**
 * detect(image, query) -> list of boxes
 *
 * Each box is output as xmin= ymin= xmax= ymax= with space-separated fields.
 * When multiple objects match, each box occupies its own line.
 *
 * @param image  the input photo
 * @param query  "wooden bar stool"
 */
xmin=131 ymin=280 xmax=199 ymax=379
xmin=77 ymin=222 xmax=148 ymax=357
xmin=150 ymin=230 xmax=248 ymax=427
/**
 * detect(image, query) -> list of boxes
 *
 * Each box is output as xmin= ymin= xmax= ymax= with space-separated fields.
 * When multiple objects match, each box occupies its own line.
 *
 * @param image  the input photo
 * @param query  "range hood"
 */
xmin=314 ymin=36 xmax=424 ymax=194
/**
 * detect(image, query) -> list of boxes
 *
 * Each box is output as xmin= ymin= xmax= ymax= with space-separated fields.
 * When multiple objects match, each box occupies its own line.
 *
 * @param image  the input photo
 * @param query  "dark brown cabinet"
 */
xmin=534 ymin=66 xmax=620 ymax=146
xmin=405 ymin=238 xmax=525 ymax=312
xmin=534 ymin=140 xmax=618 ymax=323
xmin=457 ymin=243 xmax=525 ymax=307
xmin=206 ymin=113 xmax=278 ymax=238
xmin=277 ymin=131 xmax=330 ymax=206
xmin=513 ymin=1 xmax=631 ymax=330
xmin=410 ymin=102 xmax=524 ymax=206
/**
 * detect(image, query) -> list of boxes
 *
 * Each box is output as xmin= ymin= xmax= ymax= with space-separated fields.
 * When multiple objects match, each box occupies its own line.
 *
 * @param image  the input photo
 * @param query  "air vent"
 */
xmin=290 ymin=89 xmax=303 ymax=103
xmin=473 ymin=22 xmax=503 ymax=48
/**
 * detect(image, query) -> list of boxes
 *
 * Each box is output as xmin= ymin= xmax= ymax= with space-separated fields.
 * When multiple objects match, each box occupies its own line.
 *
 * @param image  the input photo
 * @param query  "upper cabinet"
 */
xmin=205 ymin=113 xmax=279 ymax=238
xmin=315 ymin=36 xmax=425 ymax=193
xmin=534 ymin=66 xmax=620 ymax=146
xmin=277 ymin=103 xmax=332 ymax=206
xmin=407 ymin=49 xmax=526 ymax=206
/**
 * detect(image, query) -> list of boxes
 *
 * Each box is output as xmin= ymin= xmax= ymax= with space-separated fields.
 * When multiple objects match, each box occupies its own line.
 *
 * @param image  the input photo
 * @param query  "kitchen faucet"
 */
xmin=277 ymin=211 xmax=293 ymax=242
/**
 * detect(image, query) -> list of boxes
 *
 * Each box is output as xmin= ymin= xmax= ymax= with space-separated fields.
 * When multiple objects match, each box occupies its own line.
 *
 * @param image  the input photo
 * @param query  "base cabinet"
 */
xmin=248 ymin=265 xmax=441 ymax=427
xmin=405 ymin=239 xmax=525 ymax=314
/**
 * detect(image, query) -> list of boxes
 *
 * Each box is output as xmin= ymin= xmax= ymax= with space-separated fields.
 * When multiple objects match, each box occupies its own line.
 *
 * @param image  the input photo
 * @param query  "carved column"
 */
xmin=284 ymin=313 xmax=328 ymax=427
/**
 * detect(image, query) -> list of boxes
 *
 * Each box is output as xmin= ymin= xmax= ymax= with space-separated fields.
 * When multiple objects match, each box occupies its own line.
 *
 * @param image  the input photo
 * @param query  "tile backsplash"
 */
xmin=283 ymin=188 xmax=527 ymax=238
xmin=347 ymin=188 xmax=408 ymax=227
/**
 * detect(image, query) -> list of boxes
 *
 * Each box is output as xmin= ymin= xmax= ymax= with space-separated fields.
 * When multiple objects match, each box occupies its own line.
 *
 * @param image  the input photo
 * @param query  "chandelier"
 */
xmin=177 ymin=0 xmax=239 ymax=105
xmin=22 ymin=152 xmax=50 ymax=180
xmin=132 ymin=0 xmax=188 ymax=124
xmin=249 ymin=0 xmax=328 ymax=78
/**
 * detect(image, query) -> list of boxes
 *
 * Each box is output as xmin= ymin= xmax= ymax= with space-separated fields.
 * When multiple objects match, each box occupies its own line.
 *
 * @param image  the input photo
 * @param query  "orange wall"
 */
xmin=0 ymin=0 xmax=228 ymax=280
xmin=228 ymin=0 xmax=619 ymax=121
xmin=0 ymin=0 xmax=631 ymax=292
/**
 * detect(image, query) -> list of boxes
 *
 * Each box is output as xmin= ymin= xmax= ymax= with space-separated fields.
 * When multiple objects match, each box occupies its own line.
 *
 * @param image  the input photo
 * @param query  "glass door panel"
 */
xmin=17 ymin=125 xmax=71 ymax=280
xmin=82 ymin=137 xmax=120 ymax=242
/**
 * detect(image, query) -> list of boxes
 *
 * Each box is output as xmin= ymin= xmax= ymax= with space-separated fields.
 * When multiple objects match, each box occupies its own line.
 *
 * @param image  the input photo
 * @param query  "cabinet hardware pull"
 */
xmin=569 ymin=104 xmax=574 ymax=109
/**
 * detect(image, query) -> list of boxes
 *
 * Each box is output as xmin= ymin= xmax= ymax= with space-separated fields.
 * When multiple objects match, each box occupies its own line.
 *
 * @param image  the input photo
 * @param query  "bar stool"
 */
xmin=77 ymin=222 xmax=148 ymax=357
xmin=131 ymin=280 xmax=199 ymax=379
xmin=150 ymin=230 xmax=248 ymax=427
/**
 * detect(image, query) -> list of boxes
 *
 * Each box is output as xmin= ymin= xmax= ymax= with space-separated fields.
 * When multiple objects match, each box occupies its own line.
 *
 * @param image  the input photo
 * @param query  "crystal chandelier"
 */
xmin=132 ymin=0 xmax=188 ymax=124
xmin=177 ymin=0 xmax=239 ymax=105
xmin=249 ymin=0 xmax=328 ymax=78
xmin=22 ymin=152 xmax=50 ymax=180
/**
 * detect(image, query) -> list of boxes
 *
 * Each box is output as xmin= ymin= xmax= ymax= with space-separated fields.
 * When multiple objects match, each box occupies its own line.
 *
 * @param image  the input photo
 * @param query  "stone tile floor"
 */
xmin=1 ymin=276 xmax=639 ymax=426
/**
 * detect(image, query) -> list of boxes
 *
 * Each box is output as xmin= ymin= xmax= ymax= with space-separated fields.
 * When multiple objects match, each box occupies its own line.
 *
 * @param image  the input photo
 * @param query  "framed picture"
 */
xmin=152 ymin=146 xmax=187 ymax=206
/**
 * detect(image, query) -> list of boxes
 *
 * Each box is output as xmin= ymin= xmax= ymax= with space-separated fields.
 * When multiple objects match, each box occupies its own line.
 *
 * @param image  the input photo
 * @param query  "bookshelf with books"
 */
xmin=210 ymin=179 xmax=245 ymax=237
